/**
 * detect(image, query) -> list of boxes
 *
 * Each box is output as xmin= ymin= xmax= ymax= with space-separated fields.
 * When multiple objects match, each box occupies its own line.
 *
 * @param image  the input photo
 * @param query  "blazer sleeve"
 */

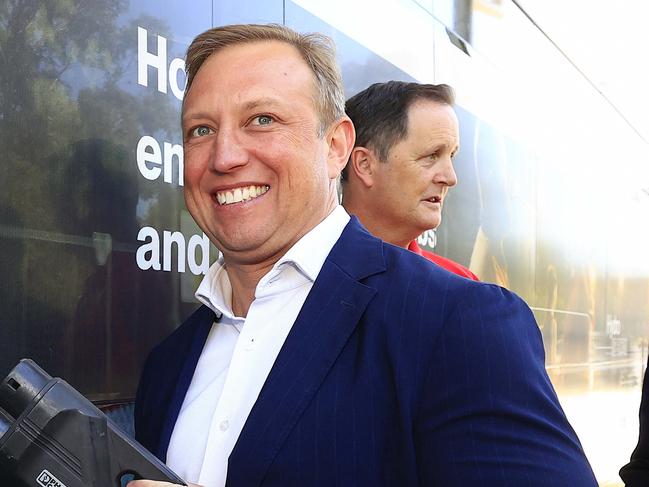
xmin=415 ymin=282 xmax=598 ymax=486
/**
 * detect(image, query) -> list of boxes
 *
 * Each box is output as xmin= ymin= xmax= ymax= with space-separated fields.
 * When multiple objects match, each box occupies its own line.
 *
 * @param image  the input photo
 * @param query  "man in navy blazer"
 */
xmin=130 ymin=24 xmax=596 ymax=487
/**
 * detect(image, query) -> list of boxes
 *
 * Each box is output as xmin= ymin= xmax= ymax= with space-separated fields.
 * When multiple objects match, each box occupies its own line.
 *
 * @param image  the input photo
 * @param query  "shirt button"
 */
xmin=219 ymin=420 xmax=229 ymax=432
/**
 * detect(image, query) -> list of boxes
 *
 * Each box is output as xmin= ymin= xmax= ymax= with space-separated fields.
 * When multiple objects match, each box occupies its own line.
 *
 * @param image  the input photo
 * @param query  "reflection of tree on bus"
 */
xmin=0 ymin=0 xmax=178 ymax=391
xmin=441 ymin=115 xmax=535 ymax=297
xmin=63 ymin=138 xmax=174 ymax=398
xmin=466 ymin=119 xmax=519 ymax=287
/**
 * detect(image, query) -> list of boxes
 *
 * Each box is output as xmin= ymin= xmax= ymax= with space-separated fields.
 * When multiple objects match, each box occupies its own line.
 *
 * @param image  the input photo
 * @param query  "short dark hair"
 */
xmin=342 ymin=81 xmax=455 ymax=181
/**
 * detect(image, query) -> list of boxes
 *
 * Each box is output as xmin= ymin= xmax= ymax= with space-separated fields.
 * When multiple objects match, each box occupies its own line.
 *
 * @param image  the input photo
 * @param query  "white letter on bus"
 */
xmin=188 ymin=233 xmax=210 ymax=275
xmin=136 ymin=227 xmax=161 ymax=271
xmin=138 ymin=26 xmax=167 ymax=94
xmin=136 ymin=136 xmax=162 ymax=180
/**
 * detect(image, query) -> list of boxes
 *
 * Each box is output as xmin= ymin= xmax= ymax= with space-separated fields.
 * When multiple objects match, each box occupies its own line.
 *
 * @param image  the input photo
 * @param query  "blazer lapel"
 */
xmin=227 ymin=218 xmax=385 ymax=486
xmin=156 ymin=306 xmax=214 ymax=460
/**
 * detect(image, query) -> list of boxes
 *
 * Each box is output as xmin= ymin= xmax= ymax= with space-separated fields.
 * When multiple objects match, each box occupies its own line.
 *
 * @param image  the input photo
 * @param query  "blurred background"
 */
xmin=1 ymin=1 xmax=647 ymax=485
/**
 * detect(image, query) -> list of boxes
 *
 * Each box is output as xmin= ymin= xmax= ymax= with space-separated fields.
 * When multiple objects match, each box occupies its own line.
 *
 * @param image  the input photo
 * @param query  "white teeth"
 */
xmin=215 ymin=185 xmax=269 ymax=206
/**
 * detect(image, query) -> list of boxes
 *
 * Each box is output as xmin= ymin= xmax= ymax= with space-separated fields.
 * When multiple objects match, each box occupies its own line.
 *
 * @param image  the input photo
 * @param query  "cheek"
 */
xmin=275 ymin=148 xmax=322 ymax=188
xmin=184 ymin=153 xmax=209 ymax=188
xmin=416 ymin=168 xmax=434 ymax=190
xmin=394 ymin=167 xmax=423 ymax=195
xmin=184 ymin=169 xmax=200 ymax=190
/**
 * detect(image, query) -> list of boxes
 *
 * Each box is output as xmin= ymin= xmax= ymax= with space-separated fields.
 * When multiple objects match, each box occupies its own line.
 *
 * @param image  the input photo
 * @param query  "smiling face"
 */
xmin=182 ymin=40 xmax=346 ymax=266
xmin=369 ymin=99 xmax=459 ymax=244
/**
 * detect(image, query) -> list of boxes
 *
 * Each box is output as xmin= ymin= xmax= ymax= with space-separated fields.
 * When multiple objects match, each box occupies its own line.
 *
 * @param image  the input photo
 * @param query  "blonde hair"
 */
xmin=185 ymin=23 xmax=345 ymax=136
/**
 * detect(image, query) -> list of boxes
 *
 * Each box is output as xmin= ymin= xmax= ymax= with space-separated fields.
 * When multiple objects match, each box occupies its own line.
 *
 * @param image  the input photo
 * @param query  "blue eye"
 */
xmin=252 ymin=115 xmax=273 ymax=126
xmin=191 ymin=126 xmax=212 ymax=137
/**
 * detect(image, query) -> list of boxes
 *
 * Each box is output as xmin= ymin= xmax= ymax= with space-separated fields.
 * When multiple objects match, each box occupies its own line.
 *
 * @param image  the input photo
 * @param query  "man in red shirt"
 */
xmin=342 ymin=81 xmax=478 ymax=280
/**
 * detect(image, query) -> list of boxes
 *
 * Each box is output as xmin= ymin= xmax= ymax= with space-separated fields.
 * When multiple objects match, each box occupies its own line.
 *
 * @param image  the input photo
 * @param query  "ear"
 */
xmin=349 ymin=146 xmax=375 ymax=188
xmin=326 ymin=116 xmax=355 ymax=179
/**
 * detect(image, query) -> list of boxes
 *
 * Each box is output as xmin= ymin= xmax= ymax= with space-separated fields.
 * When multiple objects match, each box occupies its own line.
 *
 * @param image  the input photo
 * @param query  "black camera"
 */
xmin=0 ymin=359 xmax=185 ymax=487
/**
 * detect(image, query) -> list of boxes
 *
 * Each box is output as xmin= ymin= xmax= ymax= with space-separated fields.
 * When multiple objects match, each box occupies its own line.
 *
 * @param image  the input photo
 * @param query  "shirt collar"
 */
xmin=194 ymin=255 xmax=230 ymax=320
xmin=195 ymin=205 xmax=350 ymax=319
xmin=274 ymin=205 xmax=349 ymax=282
xmin=407 ymin=240 xmax=424 ymax=255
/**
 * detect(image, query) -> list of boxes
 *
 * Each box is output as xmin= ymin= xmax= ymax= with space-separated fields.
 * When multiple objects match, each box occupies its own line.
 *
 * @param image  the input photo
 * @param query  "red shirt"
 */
xmin=407 ymin=240 xmax=479 ymax=281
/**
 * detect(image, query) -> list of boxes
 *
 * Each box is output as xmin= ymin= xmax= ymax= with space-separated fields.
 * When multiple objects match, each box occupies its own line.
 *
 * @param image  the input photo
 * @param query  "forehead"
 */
xmin=404 ymin=99 xmax=459 ymax=140
xmin=183 ymin=40 xmax=317 ymax=114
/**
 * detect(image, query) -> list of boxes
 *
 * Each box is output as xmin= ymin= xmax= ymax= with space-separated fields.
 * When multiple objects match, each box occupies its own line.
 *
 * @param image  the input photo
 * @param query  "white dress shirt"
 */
xmin=166 ymin=206 xmax=350 ymax=487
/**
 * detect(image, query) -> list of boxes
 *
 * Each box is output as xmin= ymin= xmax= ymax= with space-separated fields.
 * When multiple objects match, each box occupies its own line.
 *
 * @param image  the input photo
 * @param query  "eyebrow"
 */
xmin=182 ymin=97 xmax=285 ymax=125
xmin=241 ymin=97 xmax=286 ymax=112
xmin=182 ymin=111 xmax=212 ymax=125
xmin=426 ymin=142 xmax=459 ymax=153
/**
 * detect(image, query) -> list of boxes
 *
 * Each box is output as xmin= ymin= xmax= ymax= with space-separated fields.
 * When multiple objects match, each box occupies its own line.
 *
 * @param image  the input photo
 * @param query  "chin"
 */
xmin=214 ymin=226 xmax=269 ymax=251
xmin=415 ymin=218 xmax=440 ymax=232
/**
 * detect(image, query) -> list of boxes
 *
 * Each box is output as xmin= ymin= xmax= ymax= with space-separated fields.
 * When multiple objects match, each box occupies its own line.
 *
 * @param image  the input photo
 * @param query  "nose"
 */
xmin=209 ymin=127 xmax=249 ymax=173
xmin=434 ymin=157 xmax=457 ymax=187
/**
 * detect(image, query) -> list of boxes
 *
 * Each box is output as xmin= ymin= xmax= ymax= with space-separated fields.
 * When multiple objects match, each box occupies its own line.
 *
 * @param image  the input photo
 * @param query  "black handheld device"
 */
xmin=0 ymin=359 xmax=186 ymax=487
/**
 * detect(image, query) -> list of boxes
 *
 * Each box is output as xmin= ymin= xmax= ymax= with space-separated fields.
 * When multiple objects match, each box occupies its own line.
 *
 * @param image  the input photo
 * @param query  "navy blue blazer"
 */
xmin=135 ymin=217 xmax=597 ymax=486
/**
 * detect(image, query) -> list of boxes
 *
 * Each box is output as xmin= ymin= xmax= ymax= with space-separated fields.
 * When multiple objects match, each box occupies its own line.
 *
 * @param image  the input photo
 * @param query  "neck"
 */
xmin=224 ymin=196 xmax=339 ymax=317
xmin=342 ymin=193 xmax=412 ymax=248
xmin=225 ymin=260 xmax=275 ymax=317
